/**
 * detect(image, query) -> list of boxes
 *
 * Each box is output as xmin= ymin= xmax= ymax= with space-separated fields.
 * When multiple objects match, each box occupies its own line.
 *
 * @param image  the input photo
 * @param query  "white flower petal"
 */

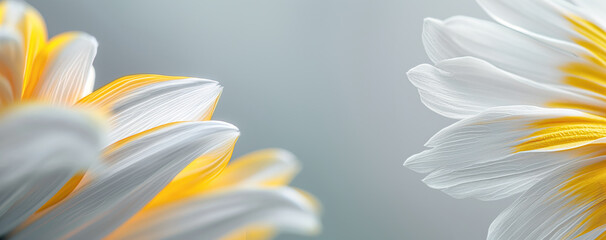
xmin=106 ymin=187 xmax=320 ymax=240
xmin=488 ymin=157 xmax=606 ymax=240
xmin=0 ymin=0 xmax=46 ymax=101
xmin=422 ymin=148 xmax=601 ymax=201
xmin=11 ymin=121 xmax=239 ymax=240
xmin=0 ymin=28 xmax=23 ymax=102
xmin=24 ymin=32 xmax=97 ymax=105
xmin=477 ymin=0 xmax=586 ymax=43
xmin=422 ymin=16 xmax=595 ymax=91
xmin=408 ymin=57 xmax=604 ymax=119
xmin=78 ymin=75 xmax=223 ymax=144
xmin=572 ymin=0 xmax=606 ymax=21
xmin=0 ymin=105 xmax=104 ymax=235
xmin=405 ymin=105 xmax=606 ymax=200
xmin=81 ymin=66 xmax=94 ymax=99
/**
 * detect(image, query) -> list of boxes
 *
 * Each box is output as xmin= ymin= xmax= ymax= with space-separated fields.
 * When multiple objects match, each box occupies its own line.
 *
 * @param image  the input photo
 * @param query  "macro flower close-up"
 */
xmin=0 ymin=1 xmax=320 ymax=239
xmin=15 ymin=0 xmax=606 ymax=238
xmin=406 ymin=0 xmax=606 ymax=239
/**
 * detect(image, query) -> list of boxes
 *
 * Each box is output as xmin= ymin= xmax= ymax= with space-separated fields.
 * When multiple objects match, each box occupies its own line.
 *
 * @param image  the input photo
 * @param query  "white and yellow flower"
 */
xmin=406 ymin=0 xmax=606 ymax=239
xmin=0 ymin=1 xmax=319 ymax=239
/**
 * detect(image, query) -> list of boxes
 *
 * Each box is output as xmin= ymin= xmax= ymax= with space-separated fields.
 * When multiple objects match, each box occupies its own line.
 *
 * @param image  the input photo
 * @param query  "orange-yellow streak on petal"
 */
xmin=566 ymin=15 xmax=606 ymax=65
xmin=561 ymin=15 xmax=606 ymax=101
xmin=0 ymin=1 xmax=47 ymax=99
xmin=21 ymin=32 xmax=75 ymax=100
xmin=35 ymin=172 xmax=84 ymax=212
xmin=77 ymin=74 xmax=188 ymax=108
xmin=141 ymin=139 xmax=237 ymax=209
xmin=104 ymin=133 xmax=238 ymax=240
xmin=222 ymin=226 xmax=276 ymax=240
xmin=202 ymin=149 xmax=299 ymax=192
xmin=19 ymin=6 xmax=46 ymax=96
xmin=202 ymin=90 xmax=222 ymax=121
xmin=516 ymin=115 xmax=606 ymax=152
xmin=546 ymin=102 xmax=606 ymax=118
xmin=559 ymin=155 xmax=606 ymax=239
xmin=559 ymin=62 xmax=606 ymax=99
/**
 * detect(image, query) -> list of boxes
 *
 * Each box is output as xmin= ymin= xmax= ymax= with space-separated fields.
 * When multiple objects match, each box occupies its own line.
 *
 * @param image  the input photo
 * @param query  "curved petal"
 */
xmin=488 ymin=157 xmax=606 ymax=239
xmin=11 ymin=121 xmax=239 ymax=240
xmin=206 ymin=148 xmax=301 ymax=189
xmin=0 ymin=0 xmax=47 ymax=96
xmin=422 ymin=16 xmax=584 ymax=79
xmin=408 ymin=57 xmax=605 ymax=119
xmin=78 ymin=74 xmax=223 ymax=144
xmin=405 ymin=106 xmax=606 ymax=200
xmin=22 ymin=32 xmax=97 ymax=105
xmin=477 ymin=0 xmax=606 ymax=66
xmin=105 ymin=187 xmax=320 ymax=240
xmin=0 ymin=105 xmax=104 ymax=235
xmin=144 ymin=148 xmax=301 ymax=209
xmin=422 ymin=16 xmax=606 ymax=99
xmin=0 ymin=28 xmax=22 ymax=102
xmin=477 ymin=0 xmax=584 ymax=41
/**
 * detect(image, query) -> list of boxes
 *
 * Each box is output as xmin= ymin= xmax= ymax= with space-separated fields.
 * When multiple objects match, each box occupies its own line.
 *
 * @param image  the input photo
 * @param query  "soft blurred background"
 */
xmin=27 ymin=0 xmax=513 ymax=239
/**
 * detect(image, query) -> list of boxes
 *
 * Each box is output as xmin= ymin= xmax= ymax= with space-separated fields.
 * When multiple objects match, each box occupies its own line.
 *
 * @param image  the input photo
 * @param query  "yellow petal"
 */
xmin=0 ymin=0 xmax=47 ymax=100
xmin=35 ymin=172 xmax=85 ymax=212
xmin=22 ymin=32 xmax=96 ymax=104
xmin=556 ymin=159 xmax=606 ymax=238
xmin=516 ymin=115 xmax=606 ymax=152
xmin=205 ymin=149 xmax=300 ymax=190
xmin=151 ymin=149 xmax=301 ymax=209
xmin=222 ymin=226 xmax=275 ymax=240
xmin=142 ymin=140 xmax=237 ymax=209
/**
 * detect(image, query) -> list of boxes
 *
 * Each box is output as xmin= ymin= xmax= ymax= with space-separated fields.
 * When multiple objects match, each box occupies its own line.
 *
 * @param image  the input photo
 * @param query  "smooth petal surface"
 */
xmin=106 ymin=187 xmax=320 ymax=240
xmin=0 ymin=105 xmax=104 ymax=235
xmin=22 ymin=32 xmax=97 ymax=105
xmin=11 ymin=121 xmax=239 ymax=240
xmin=78 ymin=74 xmax=223 ymax=144
xmin=406 ymin=106 xmax=606 ymax=200
xmin=408 ymin=57 xmax=604 ymax=119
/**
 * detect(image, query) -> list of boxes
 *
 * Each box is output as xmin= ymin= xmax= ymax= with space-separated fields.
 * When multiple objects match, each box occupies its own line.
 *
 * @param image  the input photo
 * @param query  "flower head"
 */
xmin=407 ymin=0 xmax=606 ymax=239
xmin=0 ymin=1 xmax=320 ymax=239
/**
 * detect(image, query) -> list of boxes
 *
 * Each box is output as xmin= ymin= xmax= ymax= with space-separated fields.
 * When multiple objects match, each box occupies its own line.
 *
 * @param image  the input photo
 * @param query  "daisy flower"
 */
xmin=0 ymin=1 xmax=320 ymax=239
xmin=406 ymin=0 xmax=606 ymax=239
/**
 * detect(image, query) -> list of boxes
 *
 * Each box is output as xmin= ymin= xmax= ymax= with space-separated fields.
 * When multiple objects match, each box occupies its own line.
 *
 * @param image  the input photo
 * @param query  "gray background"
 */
xmin=28 ymin=0 xmax=513 ymax=239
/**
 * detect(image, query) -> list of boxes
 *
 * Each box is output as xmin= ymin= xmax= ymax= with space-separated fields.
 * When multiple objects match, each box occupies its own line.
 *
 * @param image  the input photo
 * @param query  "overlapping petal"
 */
xmin=406 ymin=106 xmax=606 ymax=200
xmin=0 ymin=0 xmax=47 ymax=97
xmin=11 ymin=121 xmax=239 ymax=240
xmin=408 ymin=57 xmax=604 ymax=118
xmin=105 ymin=187 xmax=320 ymax=240
xmin=422 ymin=16 xmax=605 ymax=100
xmin=78 ymin=74 xmax=223 ymax=144
xmin=409 ymin=0 xmax=606 ymax=238
xmin=488 ymin=157 xmax=606 ymax=239
xmin=0 ymin=105 xmax=104 ymax=235
xmin=0 ymin=1 xmax=320 ymax=239
xmin=22 ymin=32 xmax=97 ymax=105
xmin=109 ymin=149 xmax=313 ymax=240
